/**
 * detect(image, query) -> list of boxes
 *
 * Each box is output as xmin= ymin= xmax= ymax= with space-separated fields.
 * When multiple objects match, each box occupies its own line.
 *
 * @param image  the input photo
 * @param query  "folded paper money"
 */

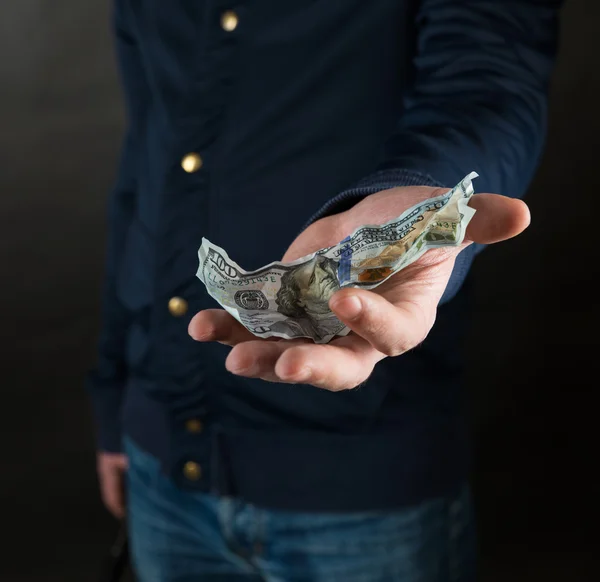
xmin=196 ymin=172 xmax=478 ymax=343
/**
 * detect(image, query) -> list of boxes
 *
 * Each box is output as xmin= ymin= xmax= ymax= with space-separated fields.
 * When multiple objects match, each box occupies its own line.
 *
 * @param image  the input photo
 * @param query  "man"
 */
xmin=89 ymin=1 xmax=560 ymax=580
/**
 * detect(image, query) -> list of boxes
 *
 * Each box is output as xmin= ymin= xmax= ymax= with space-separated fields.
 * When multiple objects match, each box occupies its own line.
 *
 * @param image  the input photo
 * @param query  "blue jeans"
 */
xmin=126 ymin=438 xmax=476 ymax=582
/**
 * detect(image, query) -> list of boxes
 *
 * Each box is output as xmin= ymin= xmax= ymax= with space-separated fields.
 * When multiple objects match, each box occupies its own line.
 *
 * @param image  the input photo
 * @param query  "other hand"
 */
xmin=97 ymin=452 xmax=128 ymax=519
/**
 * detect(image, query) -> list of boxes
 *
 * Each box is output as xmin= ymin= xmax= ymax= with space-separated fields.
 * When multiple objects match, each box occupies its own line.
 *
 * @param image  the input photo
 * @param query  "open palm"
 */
xmin=189 ymin=185 xmax=530 ymax=390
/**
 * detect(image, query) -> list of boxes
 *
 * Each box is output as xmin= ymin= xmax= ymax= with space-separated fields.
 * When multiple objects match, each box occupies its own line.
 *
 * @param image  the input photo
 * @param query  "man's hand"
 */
xmin=189 ymin=185 xmax=530 ymax=391
xmin=97 ymin=452 xmax=128 ymax=519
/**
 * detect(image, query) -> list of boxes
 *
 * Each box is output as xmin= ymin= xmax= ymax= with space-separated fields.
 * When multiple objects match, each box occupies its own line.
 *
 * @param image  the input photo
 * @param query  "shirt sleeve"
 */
xmin=86 ymin=0 xmax=148 ymax=452
xmin=308 ymin=0 xmax=562 ymax=304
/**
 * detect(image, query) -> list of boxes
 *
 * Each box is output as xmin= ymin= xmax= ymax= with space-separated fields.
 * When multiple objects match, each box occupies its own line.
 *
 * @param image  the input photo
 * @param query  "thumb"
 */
xmin=466 ymin=194 xmax=531 ymax=245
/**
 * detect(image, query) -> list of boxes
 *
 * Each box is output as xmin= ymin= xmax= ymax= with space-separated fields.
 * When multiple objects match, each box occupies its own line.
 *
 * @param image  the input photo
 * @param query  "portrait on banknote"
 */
xmin=272 ymin=255 xmax=345 ymax=341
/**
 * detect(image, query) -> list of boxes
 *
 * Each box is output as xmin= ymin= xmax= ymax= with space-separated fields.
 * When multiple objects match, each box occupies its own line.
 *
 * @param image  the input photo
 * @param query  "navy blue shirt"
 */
xmin=88 ymin=0 xmax=560 ymax=511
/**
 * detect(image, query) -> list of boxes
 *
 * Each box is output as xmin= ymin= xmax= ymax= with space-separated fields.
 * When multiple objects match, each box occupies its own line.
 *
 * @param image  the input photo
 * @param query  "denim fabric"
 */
xmin=126 ymin=438 xmax=476 ymax=582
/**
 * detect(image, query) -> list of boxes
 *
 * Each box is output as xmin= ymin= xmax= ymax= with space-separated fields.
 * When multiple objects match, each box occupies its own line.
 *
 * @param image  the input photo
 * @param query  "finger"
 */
xmin=466 ymin=194 xmax=531 ymax=245
xmin=226 ymin=340 xmax=287 ymax=382
xmin=189 ymin=309 xmax=255 ymax=346
xmin=100 ymin=467 xmax=126 ymax=519
xmin=329 ymin=288 xmax=435 ymax=357
xmin=226 ymin=339 xmax=308 ymax=383
xmin=274 ymin=335 xmax=382 ymax=391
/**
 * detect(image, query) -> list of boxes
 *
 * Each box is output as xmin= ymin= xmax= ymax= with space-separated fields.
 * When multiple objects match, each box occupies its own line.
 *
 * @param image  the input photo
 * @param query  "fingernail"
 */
xmin=228 ymin=364 xmax=257 ymax=377
xmin=293 ymin=367 xmax=312 ymax=383
xmin=226 ymin=357 xmax=255 ymax=376
xmin=188 ymin=322 xmax=202 ymax=341
xmin=332 ymin=295 xmax=362 ymax=320
xmin=280 ymin=366 xmax=311 ymax=383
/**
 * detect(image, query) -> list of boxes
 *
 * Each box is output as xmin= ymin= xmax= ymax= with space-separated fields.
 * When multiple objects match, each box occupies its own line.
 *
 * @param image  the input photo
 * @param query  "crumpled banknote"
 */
xmin=196 ymin=172 xmax=478 ymax=343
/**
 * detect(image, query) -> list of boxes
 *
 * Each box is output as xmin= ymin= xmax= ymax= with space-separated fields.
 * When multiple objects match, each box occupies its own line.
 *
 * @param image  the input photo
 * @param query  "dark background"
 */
xmin=0 ymin=1 xmax=596 ymax=580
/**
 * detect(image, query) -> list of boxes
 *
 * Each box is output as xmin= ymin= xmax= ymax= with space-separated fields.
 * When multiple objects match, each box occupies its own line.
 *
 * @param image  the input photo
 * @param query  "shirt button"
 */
xmin=168 ymin=297 xmax=188 ymax=317
xmin=181 ymin=153 xmax=203 ymax=173
xmin=220 ymin=10 xmax=239 ymax=32
xmin=183 ymin=461 xmax=202 ymax=481
xmin=185 ymin=419 xmax=203 ymax=434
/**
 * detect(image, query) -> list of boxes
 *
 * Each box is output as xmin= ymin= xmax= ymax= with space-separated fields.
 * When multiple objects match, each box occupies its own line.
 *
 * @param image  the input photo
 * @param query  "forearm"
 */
xmin=376 ymin=0 xmax=561 ymax=197
xmin=307 ymin=0 xmax=561 ymax=303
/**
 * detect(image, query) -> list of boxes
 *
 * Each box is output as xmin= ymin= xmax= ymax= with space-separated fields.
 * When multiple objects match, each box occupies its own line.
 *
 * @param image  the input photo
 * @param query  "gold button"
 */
xmin=168 ymin=297 xmax=188 ymax=317
xmin=185 ymin=419 xmax=203 ymax=434
xmin=220 ymin=10 xmax=239 ymax=32
xmin=183 ymin=461 xmax=202 ymax=481
xmin=181 ymin=153 xmax=203 ymax=173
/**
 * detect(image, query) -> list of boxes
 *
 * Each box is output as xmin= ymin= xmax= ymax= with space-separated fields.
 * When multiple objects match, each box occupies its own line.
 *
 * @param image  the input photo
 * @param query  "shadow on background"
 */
xmin=0 ymin=1 xmax=596 ymax=580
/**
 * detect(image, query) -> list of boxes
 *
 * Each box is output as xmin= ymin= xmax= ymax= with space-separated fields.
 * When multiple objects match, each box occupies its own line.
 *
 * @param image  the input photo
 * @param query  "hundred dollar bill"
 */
xmin=197 ymin=171 xmax=478 ymax=343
